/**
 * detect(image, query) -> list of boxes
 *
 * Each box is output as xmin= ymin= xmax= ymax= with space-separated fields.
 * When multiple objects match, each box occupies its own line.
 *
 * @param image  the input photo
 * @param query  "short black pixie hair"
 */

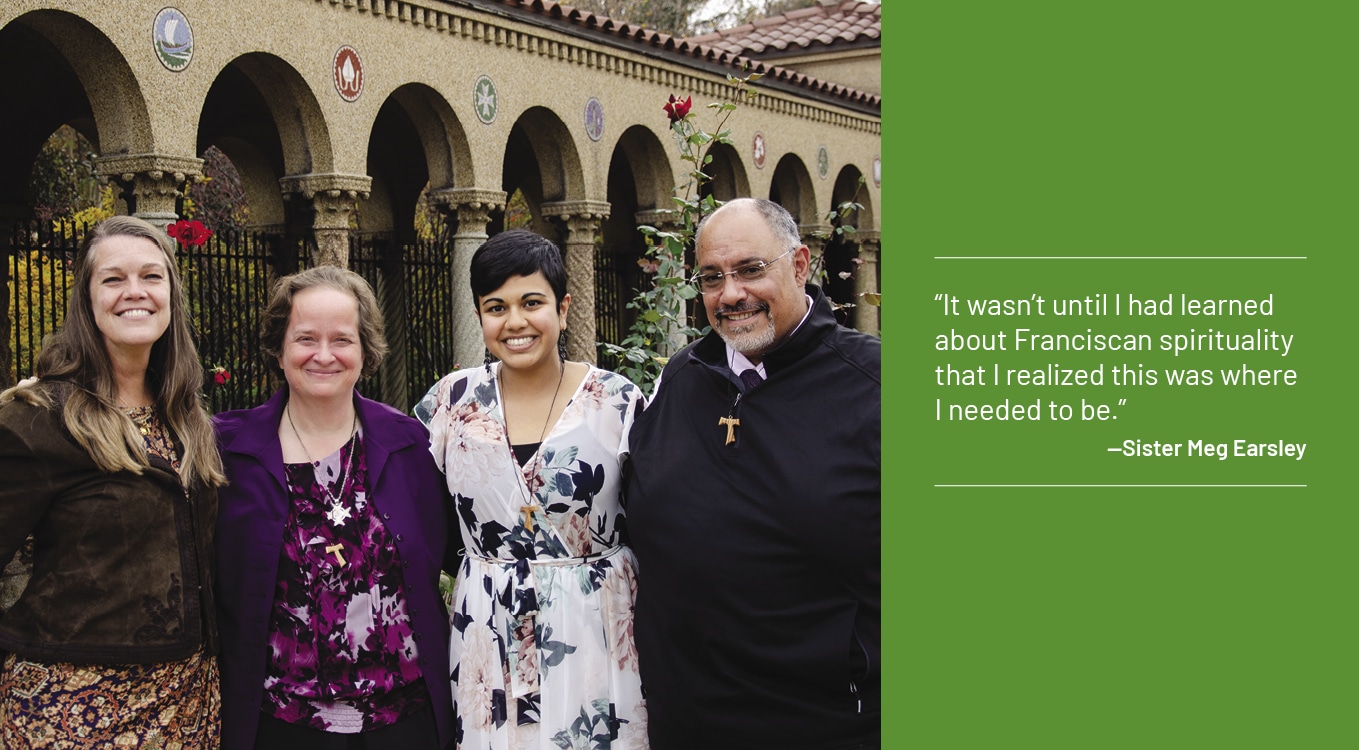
xmin=470 ymin=229 xmax=569 ymax=306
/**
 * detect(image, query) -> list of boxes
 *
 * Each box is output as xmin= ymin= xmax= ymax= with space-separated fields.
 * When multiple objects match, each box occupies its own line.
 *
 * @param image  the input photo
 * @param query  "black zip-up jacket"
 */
xmin=627 ymin=286 xmax=881 ymax=749
xmin=0 ymin=384 xmax=218 ymax=665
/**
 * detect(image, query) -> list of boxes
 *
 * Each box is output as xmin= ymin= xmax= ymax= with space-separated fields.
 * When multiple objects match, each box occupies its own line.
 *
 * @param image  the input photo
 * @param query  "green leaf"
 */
xmin=862 ymin=292 xmax=882 ymax=306
xmin=642 ymin=309 xmax=661 ymax=323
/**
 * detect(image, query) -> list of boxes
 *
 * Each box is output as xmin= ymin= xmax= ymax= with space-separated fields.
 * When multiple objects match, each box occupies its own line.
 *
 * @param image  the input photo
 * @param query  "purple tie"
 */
xmin=739 ymin=368 xmax=763 ymax=392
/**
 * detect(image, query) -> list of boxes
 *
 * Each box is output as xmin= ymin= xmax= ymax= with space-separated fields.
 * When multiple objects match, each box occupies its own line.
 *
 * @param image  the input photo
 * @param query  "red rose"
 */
xmin=663 ymin=94 xmax=692 ymax=124
xmin=212 ymin=367 xmax=231 ymax=385
xmin=166 ymin=219 xmax=213 ymax=247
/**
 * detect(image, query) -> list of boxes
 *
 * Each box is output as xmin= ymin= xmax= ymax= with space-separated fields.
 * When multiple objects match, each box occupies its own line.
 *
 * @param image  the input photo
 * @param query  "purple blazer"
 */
xmin=214 ymin=389 xmax=454 ymax=750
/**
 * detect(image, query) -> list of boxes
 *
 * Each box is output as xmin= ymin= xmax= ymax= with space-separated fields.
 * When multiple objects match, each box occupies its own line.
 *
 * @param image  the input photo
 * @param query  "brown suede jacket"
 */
xmin=0 ymin=385 xmax=218 ymax=665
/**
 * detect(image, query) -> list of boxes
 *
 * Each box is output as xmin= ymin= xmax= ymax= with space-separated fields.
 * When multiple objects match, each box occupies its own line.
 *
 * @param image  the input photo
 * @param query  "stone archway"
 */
xmin=827 ymin=164 xmax=877 ymax=333
xmin=359 ymin=84 xmax=476 ymax=407
xmin=501 ymin=106 xmax=601 ymax=362
xmin=598 ymin=124 xmax=673 ymax=354
xmin=198 ymin=59 xmax=291 ymax=236
xmin=0 ymin=10 xmax=153 ymax=218
xmin=200 ymin=52 xmax=360 ymax=266
xmin=0 ymin=10 xmax=155 ymax=389
xmin=699 ymin=141 xmax=750 ymax=205
xmin=769 ymin=152 xmax=819 ymax=227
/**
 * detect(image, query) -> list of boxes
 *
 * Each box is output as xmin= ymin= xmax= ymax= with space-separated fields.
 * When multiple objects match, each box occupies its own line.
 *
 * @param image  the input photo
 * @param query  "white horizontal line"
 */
xmin=929 ymin=483 xmax=1299 ymax=489
xmin=933 ymin=256 xmax=1307 ymax=260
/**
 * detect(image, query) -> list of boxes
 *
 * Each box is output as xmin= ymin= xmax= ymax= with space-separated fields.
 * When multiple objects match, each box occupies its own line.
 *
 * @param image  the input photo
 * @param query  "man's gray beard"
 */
xmin=716 ymin=313 xmax=777 ymax=356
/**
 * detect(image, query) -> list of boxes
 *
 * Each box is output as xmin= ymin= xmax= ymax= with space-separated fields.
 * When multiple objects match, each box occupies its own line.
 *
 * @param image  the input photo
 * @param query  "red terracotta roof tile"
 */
xmin=470 ymin=0 xmax=880 ymax=111
xmin=687 ymin=1 xmax=881 ymax=58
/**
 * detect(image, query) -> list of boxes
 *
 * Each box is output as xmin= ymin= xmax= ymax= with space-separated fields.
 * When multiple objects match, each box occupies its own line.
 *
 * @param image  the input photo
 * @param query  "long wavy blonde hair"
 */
xmin=0 ymin=216 xmax=226 ymax=488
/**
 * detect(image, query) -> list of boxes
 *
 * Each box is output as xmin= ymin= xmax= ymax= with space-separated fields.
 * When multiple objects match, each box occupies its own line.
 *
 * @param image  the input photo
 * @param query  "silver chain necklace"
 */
xmin=286 ymin=403 xmax=359 ymax=514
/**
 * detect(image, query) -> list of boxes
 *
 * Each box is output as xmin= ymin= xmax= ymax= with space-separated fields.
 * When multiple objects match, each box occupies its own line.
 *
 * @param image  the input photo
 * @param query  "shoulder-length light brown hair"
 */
xmin=0 ymin=215 xmax=226 ymax=488
xmin=259 ymin=265 xmax=388 ymax=379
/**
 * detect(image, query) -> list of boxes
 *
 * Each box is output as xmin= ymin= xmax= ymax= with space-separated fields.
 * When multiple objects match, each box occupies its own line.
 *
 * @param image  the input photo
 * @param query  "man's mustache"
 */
xmin=715 ymin=302 xmax=770 ymax=320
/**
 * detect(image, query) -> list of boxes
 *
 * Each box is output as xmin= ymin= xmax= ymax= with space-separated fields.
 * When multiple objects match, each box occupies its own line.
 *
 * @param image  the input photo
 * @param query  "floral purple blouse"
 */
xmin=263 ymin=430 xmax=428 ymax=733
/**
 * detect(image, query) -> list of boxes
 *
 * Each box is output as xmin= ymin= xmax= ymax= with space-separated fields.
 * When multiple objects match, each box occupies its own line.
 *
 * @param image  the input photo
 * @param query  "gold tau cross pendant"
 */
xmin=718 ymin=416 xmax=740 ymax=446
xmin=520 ymin=503 xmax=541 ymax=532
xmin=324 ymin=543 xmax=346 ymax=566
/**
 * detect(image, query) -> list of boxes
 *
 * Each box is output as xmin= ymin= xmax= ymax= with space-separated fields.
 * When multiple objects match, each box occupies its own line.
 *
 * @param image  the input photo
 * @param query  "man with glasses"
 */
xmin=626 ymin=198 xmax=881 ymax=749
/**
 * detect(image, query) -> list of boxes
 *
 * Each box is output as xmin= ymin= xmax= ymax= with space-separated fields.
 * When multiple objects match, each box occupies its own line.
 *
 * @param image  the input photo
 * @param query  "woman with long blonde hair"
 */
xmin=0 ymin=215 xmax=226 ymax=747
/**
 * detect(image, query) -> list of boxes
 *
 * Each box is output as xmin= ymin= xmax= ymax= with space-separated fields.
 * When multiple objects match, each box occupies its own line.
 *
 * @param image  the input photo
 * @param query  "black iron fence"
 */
xmin=4 ymin=219 xmax=82 ymax=387
xmin=4 ymin=218 xmax=456 ymax=413
xmin=348 ymin=220 xmax=458 ymax=411
xmin=182 ymin=229 xmax=304 ymax=413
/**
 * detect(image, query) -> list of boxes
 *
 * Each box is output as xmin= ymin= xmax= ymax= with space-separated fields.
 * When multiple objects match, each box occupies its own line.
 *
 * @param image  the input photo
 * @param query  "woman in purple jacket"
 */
xmin=214 ymin=266 xmax=454 ymax=750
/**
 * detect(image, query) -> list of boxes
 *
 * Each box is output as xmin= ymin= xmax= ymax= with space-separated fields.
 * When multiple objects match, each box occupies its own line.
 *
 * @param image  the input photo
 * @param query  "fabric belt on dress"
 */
xmin=463 ymin=545 xmax=626 ymax=700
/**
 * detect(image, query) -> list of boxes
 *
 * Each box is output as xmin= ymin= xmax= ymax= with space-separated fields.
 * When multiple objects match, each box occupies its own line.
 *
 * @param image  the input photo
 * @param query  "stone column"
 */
xmin=798 ymin=222 xmax=833 ymax=251
xmin=93 ymin=154 xmax=203 ymax=230
xmin=428 ymin=188 xmax=506 ymax=369
xmin=543 ymin=200 xmax=610 ymax=364
xmin=279 ymin=173 xmax=372 ymax=266
xmin=798 ymin=221 xmax=834 ymax=299
xmin=854 ymin=230 xmax=881 ymax=335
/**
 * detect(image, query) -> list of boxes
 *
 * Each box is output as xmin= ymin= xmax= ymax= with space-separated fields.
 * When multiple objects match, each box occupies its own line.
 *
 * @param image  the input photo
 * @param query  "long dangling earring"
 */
xmin=558 ymin=329 xmax=569 ymax=362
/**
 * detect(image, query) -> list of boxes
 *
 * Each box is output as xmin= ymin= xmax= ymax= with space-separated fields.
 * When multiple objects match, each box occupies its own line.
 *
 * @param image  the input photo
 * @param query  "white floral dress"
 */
xmin=416 ymin=364 xmax=648 ymax=750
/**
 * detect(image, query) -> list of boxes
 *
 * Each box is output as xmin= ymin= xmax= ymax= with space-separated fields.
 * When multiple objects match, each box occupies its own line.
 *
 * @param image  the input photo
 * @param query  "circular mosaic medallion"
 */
xmin=153 ymin=8 xmax=194 ymax=72
xmin=333 ymin=46 xmax=364 ymax=102
xmin=474 ymin=76 xmax=499 ymax=124
xmin=817 ymin=146 xmax=830 ymax=179
xmin=584 ymin=97 xmax=605 ymax=141
xmin=752 ymin=132 xmax=767 ymax=169
xmin=873 ymin=156 xmax=882 ymax=187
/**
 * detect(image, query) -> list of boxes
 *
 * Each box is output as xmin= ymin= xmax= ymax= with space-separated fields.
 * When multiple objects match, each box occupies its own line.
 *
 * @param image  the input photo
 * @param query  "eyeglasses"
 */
xmin=689 ymin=248 xmax=794 ymax=295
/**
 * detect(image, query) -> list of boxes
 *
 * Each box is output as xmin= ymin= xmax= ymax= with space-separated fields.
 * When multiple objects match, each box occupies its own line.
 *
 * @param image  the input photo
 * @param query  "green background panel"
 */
xmin=884 ymin=1 xmax=1355 ymax=747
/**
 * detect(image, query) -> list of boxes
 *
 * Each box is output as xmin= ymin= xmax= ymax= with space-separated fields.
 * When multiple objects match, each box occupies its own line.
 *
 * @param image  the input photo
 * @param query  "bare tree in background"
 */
xmin=693 ymin=0 xmax=821 ymax=35
xmin=569 ymin=0 xmax=843 ymax=37
xmin=570 ymin=0 xmax=705 ymax=36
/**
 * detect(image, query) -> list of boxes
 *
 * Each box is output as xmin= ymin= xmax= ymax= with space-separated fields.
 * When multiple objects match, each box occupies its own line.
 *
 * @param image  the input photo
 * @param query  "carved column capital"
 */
xmin=93 ymin=153 xmax=204 ymax=184
xmin=279 ymin=173 xmax=372 ymax=265
xmin=427 ymin=188 xmax=507 ymax=237
xmin=278 ymin=172 xmax=373 ymax=201
xmin=427 ymin=187 xmax=507 ymax=215
xmin=93 ymin=153 xmax=204 ymax=229
xmin=634 ymin=208 xmax=681 ymax=233
xmin=543 ymin=200 xmax=611 ymax=242
xmin=798 ymin=222 xmax=834 ymax=246
xmin=280 ymin=173 xmax=371 ymax=230
xmin=541 ymin=200 xmax=612 ymax=221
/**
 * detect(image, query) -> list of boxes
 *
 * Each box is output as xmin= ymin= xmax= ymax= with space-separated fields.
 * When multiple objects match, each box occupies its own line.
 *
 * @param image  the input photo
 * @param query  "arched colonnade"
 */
xmin=1 ymin=0 xmax=881 ymax=380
